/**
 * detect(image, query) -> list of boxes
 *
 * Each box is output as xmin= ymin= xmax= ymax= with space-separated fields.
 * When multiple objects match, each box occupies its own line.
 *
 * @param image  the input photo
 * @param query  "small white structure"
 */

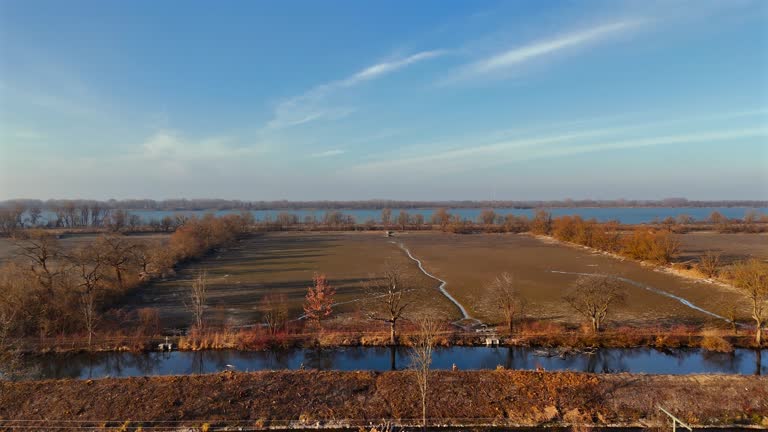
xmin=158 ymin=336 xmax=173 ymax=351
xmin=485 ymin=335 xmax=500 ymax=346
xmin=384 ymin=230 xmax=393 ymax=237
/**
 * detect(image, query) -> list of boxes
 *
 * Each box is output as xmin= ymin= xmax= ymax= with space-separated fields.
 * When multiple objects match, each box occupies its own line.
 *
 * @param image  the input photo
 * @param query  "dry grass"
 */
xmin=1 ymin=370 xmax=766 ymax=429
xmin=700 ymin=329 xmax=735 ymax=353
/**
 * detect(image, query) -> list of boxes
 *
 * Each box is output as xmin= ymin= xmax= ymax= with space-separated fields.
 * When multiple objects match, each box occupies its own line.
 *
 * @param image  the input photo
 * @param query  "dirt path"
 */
xmin=396 ymin=241 xmax=485 ymax=329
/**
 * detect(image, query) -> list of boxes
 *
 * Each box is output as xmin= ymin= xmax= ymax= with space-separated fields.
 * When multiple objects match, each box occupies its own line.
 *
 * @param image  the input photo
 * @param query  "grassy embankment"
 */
xmin=1 ymin=370 xmax=766 ymax=430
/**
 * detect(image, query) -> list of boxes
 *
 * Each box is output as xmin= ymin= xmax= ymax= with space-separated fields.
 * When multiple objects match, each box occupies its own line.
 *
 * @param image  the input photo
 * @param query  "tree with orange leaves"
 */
xmin=303 ymin=273 xmax=336 ymax=327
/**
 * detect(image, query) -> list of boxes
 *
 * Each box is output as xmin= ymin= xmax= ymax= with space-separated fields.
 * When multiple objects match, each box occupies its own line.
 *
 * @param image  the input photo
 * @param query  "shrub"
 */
xmin=701 ymin=330 xmax=734 ymax=353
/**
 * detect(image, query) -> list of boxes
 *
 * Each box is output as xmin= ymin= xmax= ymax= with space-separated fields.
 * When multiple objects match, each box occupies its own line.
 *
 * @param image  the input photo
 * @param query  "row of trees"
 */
xmin=544 ymin=214 xmax=681 ymax=264
xmin=3 ymin=206 xmax=765 ymax=237
xmin=0 ymin=213 xmax=252 ymax=349
xmin=5 ymin=198 xmax=766 ymax=211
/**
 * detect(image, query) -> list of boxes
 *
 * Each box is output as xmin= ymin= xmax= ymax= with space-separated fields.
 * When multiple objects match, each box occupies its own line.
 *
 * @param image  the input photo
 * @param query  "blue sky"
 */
xmin=1 ymin=0 xmax=766 ymax=200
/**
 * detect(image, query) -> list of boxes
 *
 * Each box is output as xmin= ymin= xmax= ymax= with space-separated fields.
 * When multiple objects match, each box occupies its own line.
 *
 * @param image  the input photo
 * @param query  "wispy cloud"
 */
xmin=539 ymin=128 xmax=768 ymax=159
xmin=341 ymin=51 xmax=446 ymax=86
xmin=141 ymin=129 xmax=260 ymax=161
xmin=310 ymin=149 xmax=346 ymax=158
xmin=268 ymin=50 xmax=446 ymax=129
xmin=444 ymin=20 xmax=644 ymax=83
xmin=348 ymin=124 xmax=767 ymax=177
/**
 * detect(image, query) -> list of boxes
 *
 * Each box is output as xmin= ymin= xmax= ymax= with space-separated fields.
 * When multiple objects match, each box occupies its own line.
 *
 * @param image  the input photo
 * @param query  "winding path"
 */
xmin=550 ymin=270 xmax=730 ymax=322
xmin=395 ymin=241 xmax=485 ymax=329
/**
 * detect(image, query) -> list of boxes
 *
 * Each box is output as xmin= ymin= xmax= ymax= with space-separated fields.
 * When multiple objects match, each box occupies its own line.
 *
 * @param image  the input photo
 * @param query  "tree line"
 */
xmin=3 ymin=198 xmax=766 ymax=212
xmin=0 ymin=213 xmax=252 ymax=352
xmin=2 ymin=201 xmax=766 ymax=235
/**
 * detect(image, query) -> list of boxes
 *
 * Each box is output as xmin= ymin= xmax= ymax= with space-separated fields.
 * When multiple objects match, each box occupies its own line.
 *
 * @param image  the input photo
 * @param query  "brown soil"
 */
xmin=120 ymin=232 xmax=456 ymax=328
xmin=1 ymin=371 xmax=765 ymax=430
xmin=674 ymin=231 xmax=768 ymax=264
xmin=397 ymin=232 xmax=750 ymax=327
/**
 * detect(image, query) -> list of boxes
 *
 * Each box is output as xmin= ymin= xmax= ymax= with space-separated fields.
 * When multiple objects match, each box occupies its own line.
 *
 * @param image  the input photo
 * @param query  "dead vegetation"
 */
xmin=0 ymin=370 xmax=765 ymax=430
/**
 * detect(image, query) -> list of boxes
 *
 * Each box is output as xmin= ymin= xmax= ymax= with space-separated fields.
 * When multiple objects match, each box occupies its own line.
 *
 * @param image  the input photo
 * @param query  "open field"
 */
xmin=397 ymin=232 xmax=752 ymax=327
xmin=0 ymin=232 xmax=170 ymax=264
xmin=674 ymin=231 xmax=768 ymax=264
xmin=4 ymin=230 xmax=763 ymax=332
xmin=121 ymin=232 xmax=457 ymax=329
xmin=1 ymin=370 xmax=765 ymax=429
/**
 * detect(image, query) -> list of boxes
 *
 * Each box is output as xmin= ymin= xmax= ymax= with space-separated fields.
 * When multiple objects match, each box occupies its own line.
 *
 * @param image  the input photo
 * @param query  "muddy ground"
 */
xmin=116 ymin=230 xmax=765 ymax=331
xmin=397 ymin=232 xmax=751 ymax=327
xmin=1 ymin=370 xmax=765 ymax=430
xmin=121 ymin=232 xmax=457 ymax=328
xmin=674 ymin=231 xmax=768 ymax=264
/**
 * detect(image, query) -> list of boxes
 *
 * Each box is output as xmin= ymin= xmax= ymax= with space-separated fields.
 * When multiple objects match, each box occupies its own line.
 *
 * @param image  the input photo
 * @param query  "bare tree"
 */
xmin=564 ymin=275 xmax=624 ymax=332
xmin=303 ymin=273 xmax=335 ymax=328
xmin=479 ymin=209 xmax=497 ymax=225
xmin=488 ymin=272 xmax=524 ymax=333
xmin=731 ymin=259 xmax=768 ymax=345
xmin=0 ymin=272 xmax=24 ymax=379
xmin=261 ymin=294 xmax=289 ymax=335
xmin=130 ymin=240 xmax=162 ymax=277
xmin=12 ymin=230 xmax=62 ymax=295
xmin=28 ymin=207 xmax=42 ymax=227
xmin=709 ymin=211 xmax=726 ymax=226
xmin=381 ymin=208 xmax=392 ymax=227
xmin=95 ymin=235 xmax=136 ymax=289
xmin=410 ymin=316 xmax=439 ymax=429
xmin=530 ymin=209 xmax=553 ymax=235
xmin=676 ymin=214 xmax=694 ymax=225
xmin=69 ymin=248 xmax=104 ymax=348
xmin=397 ymin=211 xmax=410 ymax=231
xmin=698 ymin=251 xmax=721 ymax=278
xmin=365 ymin=262 xmax=411 ymax=344
xmin=412 ymin=213 xmax=424 ymax=229
xmin=187 ymin=270 xmax=208 ymax=329
xmin=431 ymin=208 xmax=451 ymax=230
xmin=721 ymin=300 xmax=739 ymax=335
xmin=0 ymin=210 xmax=19 ymax=235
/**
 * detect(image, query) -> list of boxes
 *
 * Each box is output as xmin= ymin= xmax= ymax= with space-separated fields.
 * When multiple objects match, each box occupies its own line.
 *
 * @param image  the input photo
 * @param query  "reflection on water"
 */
xmin=16 ymin=347 xmax=767 ymax=380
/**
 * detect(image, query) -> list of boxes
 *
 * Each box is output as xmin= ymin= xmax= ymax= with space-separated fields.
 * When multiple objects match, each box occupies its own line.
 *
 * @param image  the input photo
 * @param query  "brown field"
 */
xmin=120 ymin=232 xmax=457 ymax=329
xmin=2 ymin=370 xmax=765 ymax=429
xmin=396 ymin=232 xmax=752 ymax=327
xmin=674 ymin=231 xmax=768 ymax=264
xmin=6 ymin=230 xmax=763 ymax=332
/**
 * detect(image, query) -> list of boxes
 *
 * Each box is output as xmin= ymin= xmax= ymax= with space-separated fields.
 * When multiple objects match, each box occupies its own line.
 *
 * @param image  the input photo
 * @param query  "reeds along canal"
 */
xmin=12 ymin=346 xmax=767 ymax=380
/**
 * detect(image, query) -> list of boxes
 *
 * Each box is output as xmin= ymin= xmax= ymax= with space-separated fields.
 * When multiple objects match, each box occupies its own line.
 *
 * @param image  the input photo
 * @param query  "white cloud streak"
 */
xmin=446 ymin=20 xmax=644 ymax=82
xmin=268 ymin=51 xmax=446 ymax=129
xmin=311 ymin=149 xmax=346 ymax=158
xmin=348 ymin=127 xmax=767 ymax=176
xmin=341 ymin=51 xmax=446 ymax=86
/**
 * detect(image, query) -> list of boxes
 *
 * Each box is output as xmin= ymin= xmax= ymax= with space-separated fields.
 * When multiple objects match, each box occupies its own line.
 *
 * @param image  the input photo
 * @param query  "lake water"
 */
xmin=19 ymin=347 xmax=766 ymax=380
xmin=33 ymin=206 xmax=768 ymax=225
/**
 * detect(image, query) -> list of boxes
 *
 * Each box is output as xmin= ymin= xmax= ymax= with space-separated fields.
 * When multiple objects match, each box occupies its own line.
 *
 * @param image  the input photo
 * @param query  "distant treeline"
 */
xmin=1 ymin=198 xmax=767 ymax=211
